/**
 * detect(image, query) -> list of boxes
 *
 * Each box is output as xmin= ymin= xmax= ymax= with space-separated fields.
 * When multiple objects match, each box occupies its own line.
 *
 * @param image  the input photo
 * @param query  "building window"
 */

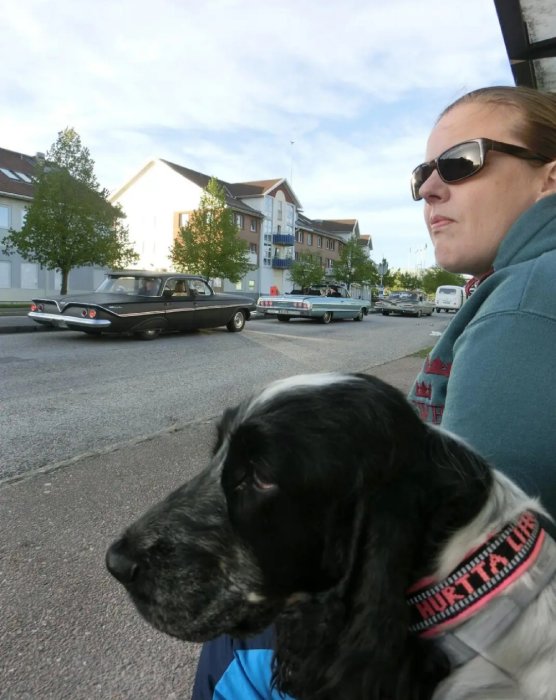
xmin=277 ymin=200 xmax=283 ymax=221
xmin=235 ymin=281 xmax=242 ymax=290
xmin=296 ymin=230 xmax=304 ymax=243
xmin=249 ymin=243 xmax=257 ymax=254
xmin=317 ymin=236 xmax=322 ymax=248
xmin=250 ymin=219 xmax=257 ymax=232
xmin=0 ymin=168 xmax=20 ymax=180
xmin=307 ymin=233 xmax=313 ymax=246
xmin=263 ymin=233 xmax=272 ymax=243
xmin=234 ymin=213 xmax=244 ymax=228
xmin=179 ymin=212 xmax=189 ymax=227
xmin=0 ymin=204 xmax=9 ymax=229
xmin=248 ymin=280 xmax=255 ymax=289
xmin=0 ymin=261 xmax=11 ymax=288
xmin=21 ymin=263 xmax=39 ymax=289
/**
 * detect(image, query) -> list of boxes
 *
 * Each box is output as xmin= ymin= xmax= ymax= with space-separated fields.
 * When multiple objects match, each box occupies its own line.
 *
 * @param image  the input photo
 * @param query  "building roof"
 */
xmin=160 ymin=160 xmax=263 ymax=217
xmin=495 ymin=0 xmax=556 ymax=91
xmin=312 ymin=219 xmax=360 ymax=237
xmin=0 ymin=147 xmax=37 ymax=200
xmin=229 ymin=177 xmax=303 ymax=208
xmin=296 ymin=212 xmax=345 ymax=240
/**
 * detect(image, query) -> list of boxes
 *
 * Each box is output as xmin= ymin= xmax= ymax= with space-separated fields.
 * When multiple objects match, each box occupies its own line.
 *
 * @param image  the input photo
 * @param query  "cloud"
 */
xmin=2 ymin=0 xmax=513 ymax=268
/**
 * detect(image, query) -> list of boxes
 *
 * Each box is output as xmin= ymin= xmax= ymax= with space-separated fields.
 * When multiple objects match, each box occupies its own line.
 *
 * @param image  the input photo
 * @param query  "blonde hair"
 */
xmin=440 ymin=86 xmax=556 ymax=160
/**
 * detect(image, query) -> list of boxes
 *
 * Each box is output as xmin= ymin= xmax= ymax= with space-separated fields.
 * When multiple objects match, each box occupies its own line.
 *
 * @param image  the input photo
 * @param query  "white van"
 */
xmin=434 ymin=285 xmax=465 ymax=313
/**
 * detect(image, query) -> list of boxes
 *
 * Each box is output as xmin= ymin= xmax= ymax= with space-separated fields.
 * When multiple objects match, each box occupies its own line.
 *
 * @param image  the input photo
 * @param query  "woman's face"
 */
xmin=419 ymin=102 xmax=551 ymax=275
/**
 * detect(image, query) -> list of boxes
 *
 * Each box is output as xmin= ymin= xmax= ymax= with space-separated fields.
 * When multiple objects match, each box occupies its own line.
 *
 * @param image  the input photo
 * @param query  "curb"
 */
xmin=0 ymin=318 xmax=59 ymax=334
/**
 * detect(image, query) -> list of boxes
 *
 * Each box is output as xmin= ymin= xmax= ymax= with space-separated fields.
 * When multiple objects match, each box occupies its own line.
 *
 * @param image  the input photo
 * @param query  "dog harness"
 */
xmin=407 ymin=511 xmax=556 ymax=670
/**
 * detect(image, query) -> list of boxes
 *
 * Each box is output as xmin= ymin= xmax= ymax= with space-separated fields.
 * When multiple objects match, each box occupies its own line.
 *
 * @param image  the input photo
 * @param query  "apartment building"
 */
xmin=0 ymin=146 xmax=370 ymax=300
xmin=0 ymin=147 xmax=107 ymax=301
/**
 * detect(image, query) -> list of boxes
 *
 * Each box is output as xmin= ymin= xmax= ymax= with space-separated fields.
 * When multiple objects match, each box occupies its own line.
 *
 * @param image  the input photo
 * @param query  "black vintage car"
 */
xmin=28 ymin=271 xmax=256 ymax=340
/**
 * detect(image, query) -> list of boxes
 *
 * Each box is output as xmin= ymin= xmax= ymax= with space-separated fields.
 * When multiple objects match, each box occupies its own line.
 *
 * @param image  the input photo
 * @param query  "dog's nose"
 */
xmin=106 ymin=539 xmax=139 ymax=584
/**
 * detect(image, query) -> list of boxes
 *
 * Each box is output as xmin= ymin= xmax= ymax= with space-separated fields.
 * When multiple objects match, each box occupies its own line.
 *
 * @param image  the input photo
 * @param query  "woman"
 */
xmin=192 ymin=85 xmax=556 ymax=700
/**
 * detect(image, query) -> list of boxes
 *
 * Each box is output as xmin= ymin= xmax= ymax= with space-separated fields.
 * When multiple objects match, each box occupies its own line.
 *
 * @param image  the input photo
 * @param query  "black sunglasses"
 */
xmin=411 ymin=138 xmax=552 ymax=201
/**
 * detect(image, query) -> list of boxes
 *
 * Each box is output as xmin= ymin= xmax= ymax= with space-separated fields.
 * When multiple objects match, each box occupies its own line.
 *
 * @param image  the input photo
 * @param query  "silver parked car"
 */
xmin=374 ymin=290 xmax=434 ymax=318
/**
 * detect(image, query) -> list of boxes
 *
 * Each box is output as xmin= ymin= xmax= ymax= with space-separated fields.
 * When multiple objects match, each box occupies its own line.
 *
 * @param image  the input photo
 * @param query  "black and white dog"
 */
xmin=106 ymin=373 xmax=556 ymax=699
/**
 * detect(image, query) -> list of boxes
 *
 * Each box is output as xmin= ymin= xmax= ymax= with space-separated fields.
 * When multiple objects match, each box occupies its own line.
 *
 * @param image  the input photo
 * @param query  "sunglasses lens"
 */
xmin=411 ymin=163 xmax=435 ymax=200
xmin=437 ymin=142 xmax=482 ymax=182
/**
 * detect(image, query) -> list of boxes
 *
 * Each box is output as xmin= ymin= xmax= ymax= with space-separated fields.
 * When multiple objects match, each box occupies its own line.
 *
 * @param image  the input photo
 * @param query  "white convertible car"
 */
xmin=257 ymin=284 xmax=371 ymax=324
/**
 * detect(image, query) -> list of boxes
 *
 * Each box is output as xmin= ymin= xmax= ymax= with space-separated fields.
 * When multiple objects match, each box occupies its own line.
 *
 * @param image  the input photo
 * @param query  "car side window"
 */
xmin=173 ymin=280 xmax=189 ymax=296
xmin=190 ymin=280 xmax=211 ymax=296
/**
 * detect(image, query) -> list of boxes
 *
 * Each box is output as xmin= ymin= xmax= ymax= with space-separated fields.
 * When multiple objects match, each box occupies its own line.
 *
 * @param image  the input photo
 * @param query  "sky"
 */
xmin=2 ymin=0 xmax=515 ymax=271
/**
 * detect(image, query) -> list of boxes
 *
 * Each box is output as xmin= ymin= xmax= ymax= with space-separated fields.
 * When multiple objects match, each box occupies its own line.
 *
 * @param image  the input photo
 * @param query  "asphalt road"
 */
xmin=1 ymin=314 xmax=449 ymax=482
xmin=0 ymin=314 xmax=450 ymax=699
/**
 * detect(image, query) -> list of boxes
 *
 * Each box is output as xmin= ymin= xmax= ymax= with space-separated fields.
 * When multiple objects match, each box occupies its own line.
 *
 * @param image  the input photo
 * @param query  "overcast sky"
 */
xmin=3 ymin=0 xmax=514 ymax=270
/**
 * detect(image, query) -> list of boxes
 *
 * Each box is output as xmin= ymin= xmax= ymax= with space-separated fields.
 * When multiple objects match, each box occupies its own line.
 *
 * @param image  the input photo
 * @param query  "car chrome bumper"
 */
xmin=28 ymin=311 xmax=112 ymax=328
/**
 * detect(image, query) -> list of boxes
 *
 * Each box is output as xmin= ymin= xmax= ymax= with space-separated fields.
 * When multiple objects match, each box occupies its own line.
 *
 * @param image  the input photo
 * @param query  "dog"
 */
xmin=106 ymin=372 xmax=556 ymax=699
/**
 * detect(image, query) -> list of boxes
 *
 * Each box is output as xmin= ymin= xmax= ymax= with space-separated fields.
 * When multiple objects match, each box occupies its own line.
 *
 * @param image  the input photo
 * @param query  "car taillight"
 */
xmin=88 ymin=309 xmax=97 ymax=319
xmin=30 ymin=303 xmax=37 ymax=312
xmin=259 ymin=300 xmax=273 ymax=307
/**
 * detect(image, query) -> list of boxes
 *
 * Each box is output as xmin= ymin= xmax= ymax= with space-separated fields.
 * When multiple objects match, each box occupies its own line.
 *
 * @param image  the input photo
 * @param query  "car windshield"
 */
xmin=95 ymin=276 xmax=162 ymax=296
xmin=438 ymin=288 xmax=456 ymax=295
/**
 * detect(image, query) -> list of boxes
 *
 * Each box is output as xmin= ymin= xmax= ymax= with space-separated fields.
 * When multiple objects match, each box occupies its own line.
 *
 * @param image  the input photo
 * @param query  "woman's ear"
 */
xmin=537 ymin=160 xmax=556 ymax=199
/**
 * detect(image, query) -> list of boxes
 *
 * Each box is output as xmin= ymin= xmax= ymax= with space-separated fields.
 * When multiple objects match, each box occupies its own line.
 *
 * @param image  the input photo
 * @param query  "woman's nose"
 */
xmin=419 ymin=168 xmax=449 ymax=202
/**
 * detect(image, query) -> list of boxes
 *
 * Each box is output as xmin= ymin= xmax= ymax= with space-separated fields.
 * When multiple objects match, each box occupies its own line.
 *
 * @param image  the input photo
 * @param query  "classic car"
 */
xmin=374 ymin=289 xmax=434 ymax=317
xmin=257 ymin=284 xmax=371 ymax=324
xmin=28 ymin=271 xmax=256 ymax=340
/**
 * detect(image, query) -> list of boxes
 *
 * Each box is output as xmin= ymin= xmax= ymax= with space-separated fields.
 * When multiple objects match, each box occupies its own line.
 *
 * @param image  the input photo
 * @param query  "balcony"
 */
xmin=272 ymin=257 xmax=293 ymax=269
xmin=272 ymin=233 xmax=295 ymax=246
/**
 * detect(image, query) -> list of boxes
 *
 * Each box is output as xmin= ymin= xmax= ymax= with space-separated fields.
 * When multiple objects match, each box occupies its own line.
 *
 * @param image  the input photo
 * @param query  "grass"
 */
xmin=411 ymin=346 xmax=433 ymax=359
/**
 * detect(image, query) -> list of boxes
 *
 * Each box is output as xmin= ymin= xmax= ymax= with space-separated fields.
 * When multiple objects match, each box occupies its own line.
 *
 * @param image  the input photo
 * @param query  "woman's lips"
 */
xmin=429 ymin=215 xmax=454 ymax=230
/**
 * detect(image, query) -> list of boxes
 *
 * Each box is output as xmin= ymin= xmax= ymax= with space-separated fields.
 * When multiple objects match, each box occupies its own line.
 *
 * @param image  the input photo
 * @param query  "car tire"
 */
xmin=277 ymin=316 xmax=291 ymax=322
xmin=353 ymin=309 xmax=364 ymax=321
xmin=226 ymin=310 xmax=246 ymax=332
xmin=320 ymin=311 xmax=333 ymax=324
xmin=436 ymin=308 xmax=440 ymax=313
xmin=135 ymin=328 xmax=161 ymax=340
xmin=382 ymin=310 xmax=390 ymax=316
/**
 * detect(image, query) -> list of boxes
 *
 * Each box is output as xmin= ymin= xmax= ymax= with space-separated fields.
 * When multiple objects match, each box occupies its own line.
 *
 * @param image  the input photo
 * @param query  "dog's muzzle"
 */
xmin=106 ymin=538 xmax=139 ymax=585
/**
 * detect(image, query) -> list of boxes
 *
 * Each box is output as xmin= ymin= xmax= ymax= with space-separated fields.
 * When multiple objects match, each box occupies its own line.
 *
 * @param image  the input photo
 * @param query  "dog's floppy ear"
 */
xmin=326 ymin=467 xmax=431 ymax=697
xmin=213 ymin=405 xmax=240 ymax=454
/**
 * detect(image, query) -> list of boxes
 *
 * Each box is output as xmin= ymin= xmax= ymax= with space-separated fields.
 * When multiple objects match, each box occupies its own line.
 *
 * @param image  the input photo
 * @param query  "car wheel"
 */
xmin=135 ymin=328 xmax=161 ymax=340
xmin=382 ymin=310 xmax=390 ymax=316
xmin=277 ymin=316 xmax=291 ymax=322
xmin=436 ymin=308 xmax=440 ymax=313
xmin=226 ymin=310 xmax=246 ymax=332
xmin=353 ymin=309 xmax=364 ymax=321
xmin=320 ymin=311 xmax=333 ymax=324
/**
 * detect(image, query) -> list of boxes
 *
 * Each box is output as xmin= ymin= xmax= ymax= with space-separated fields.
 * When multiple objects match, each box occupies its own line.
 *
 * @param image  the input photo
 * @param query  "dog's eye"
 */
xmin=252 ymin=469 xmax=276 ymax=491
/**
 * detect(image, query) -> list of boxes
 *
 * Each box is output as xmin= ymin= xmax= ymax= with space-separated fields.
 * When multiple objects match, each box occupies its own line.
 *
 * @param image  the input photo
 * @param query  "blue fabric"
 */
xmin=214 ymin=650 xmax=293 ymax=700
xmin=191 ymin=629 xmax=279 ymax=700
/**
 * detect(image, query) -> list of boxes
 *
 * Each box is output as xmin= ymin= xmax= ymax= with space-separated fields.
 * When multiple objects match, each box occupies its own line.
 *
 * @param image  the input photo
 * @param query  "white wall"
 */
xmin=112 ymin=161 xmax=202 ymax=271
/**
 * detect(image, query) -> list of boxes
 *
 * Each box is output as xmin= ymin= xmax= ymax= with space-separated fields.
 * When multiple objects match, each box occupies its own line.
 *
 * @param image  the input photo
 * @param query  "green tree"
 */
xmin=420 ymin=266 xmax=467 ymax=295
xmin=288 ymin=253 xmax=324 ymax=290
xmin=170 ymin=177 xmax=250 ymax=283
xmin=2 ymin=128 xmax=137 ymax=294
xmin=332 ymin=237 xmax=378 ymax=289
xmin=389 ymin=269 xmax=423 ymax=290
